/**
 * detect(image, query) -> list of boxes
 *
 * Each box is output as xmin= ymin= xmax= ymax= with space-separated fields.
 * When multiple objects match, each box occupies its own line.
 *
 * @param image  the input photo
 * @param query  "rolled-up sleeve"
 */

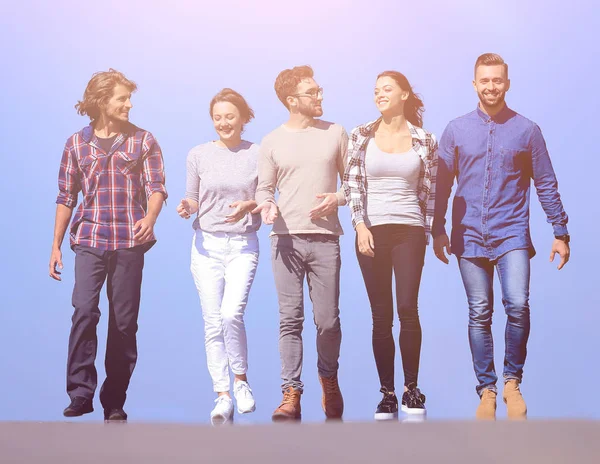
xmin=56 ymin=145 xmax=80 ymax=208
xmin=142 ymin=133 xmax=168 ymax=201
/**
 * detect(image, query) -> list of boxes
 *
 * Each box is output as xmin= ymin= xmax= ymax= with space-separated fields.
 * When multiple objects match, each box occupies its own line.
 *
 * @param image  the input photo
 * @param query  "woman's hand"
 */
xmin=177 ymin=198 xmax=198 ymax=219
xmin=225 ymin=200 xmax=256 ymax=223
xmin=356 ymin=223 xmax=375 ymax=257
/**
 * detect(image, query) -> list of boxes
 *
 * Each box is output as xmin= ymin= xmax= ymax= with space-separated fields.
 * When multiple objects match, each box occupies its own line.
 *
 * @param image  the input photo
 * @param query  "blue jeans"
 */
xmin=458 ymin=249 xmax=531 ymax=396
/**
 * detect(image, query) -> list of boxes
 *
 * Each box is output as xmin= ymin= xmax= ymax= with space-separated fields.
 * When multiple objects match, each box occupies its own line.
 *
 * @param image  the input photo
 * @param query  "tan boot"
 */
xmin=475 ymin=389 xmax=497 ymax=420
xmin=319 ymin=374 xmax=344 ymax=419
xmin=272 ymin=387 xmax=301 ymax=422
xmin=503 ymin=380 xmax=527 ymax=420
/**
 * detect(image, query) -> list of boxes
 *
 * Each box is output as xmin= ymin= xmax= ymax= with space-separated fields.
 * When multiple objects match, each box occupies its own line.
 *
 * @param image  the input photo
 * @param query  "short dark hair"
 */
xmin=209 ymin=88 xmax=255 ymax=129
xmin=474 ymin=53 xmax=509 ymax=78
xmin=274 ymin=65 xmax=314 ymax=109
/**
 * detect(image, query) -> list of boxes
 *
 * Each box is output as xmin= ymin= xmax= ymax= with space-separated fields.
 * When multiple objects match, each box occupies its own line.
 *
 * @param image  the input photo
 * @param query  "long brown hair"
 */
xmin=377 ymin=71 xmax=424 ymax=128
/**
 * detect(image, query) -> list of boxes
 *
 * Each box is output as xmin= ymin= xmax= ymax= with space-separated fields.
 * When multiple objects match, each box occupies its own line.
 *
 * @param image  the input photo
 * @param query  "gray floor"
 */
xmin=1 ymin=420 xmax=598 ymax=463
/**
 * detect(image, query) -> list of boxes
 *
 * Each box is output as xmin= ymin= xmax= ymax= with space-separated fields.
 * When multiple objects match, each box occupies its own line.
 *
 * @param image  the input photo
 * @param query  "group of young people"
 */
xmin=49 ymin=52 xmax=570 ymax=425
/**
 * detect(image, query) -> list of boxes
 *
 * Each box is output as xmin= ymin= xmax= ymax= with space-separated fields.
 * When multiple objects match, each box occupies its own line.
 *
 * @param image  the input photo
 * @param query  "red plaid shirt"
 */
xmin=56 ymin=123 xmax=168 ymax=251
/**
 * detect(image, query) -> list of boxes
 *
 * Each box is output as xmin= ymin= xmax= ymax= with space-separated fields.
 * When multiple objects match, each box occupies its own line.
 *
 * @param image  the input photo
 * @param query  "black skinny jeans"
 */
xmin=356 ymin=224 xmax=426 ymax=391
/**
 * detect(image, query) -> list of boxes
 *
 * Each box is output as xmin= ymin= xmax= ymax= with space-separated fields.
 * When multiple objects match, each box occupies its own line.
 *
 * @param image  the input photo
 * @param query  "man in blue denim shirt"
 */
xmin=433 ymin=53 xmax=570 ymax=420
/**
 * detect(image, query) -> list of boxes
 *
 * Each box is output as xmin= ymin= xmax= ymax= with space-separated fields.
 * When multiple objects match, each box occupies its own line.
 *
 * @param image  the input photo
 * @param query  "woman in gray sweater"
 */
xmin=343 ymin=71 xmax=438 ymax=420
xmin=176 ymin=89 xmax=261 ymax=426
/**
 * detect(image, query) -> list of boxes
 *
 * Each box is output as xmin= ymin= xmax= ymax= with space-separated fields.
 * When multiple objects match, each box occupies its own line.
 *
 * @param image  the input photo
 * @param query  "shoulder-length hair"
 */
xmin=75 ymin=69 xmax=137 ymax=122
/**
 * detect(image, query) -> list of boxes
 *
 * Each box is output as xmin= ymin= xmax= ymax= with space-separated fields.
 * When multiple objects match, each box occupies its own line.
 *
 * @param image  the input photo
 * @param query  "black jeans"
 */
xmin=67 ymin=245 xmax=144 ymax=410
xmin=356 ymin=224 xmax=426 ymax=391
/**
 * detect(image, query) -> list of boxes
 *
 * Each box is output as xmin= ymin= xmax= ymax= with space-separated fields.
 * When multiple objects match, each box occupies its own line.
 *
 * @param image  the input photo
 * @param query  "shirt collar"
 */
xmin=80 ymin=122 xmax=137 ymax=151
xmin=476 ymin=103 xmax=512 ymax=123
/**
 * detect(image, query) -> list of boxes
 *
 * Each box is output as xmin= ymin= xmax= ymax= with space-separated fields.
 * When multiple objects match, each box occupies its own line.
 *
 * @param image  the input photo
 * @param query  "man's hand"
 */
xmin=225 ymin=200 xmax=252 ymax=224
xmin=550 ymin=239 xmax=570 ymax=270
xmin=176 ymin=199 xmax=192 ymax=219
xmin=133 ymin=215 xmax=157 ymax=243
xmin=356 ymin=223 xmax=375 ymax=257
xmin=252 ymin=201 xmax=279 ymax=225
xmin=433 ymin=234 xmax=452 ymax=264
xmin=309 ymin=193 xmax=338 ymax=220
xmin=49 ymin=247 xmax=63 ymax=281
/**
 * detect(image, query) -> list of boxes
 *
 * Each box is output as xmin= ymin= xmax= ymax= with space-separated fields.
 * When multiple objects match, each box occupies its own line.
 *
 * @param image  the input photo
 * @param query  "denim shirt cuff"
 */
xmin=552 ymin=224 xmax=569 ymax=237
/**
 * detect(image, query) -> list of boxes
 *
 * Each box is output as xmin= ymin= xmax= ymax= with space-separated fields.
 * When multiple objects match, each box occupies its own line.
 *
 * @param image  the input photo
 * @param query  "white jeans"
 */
xmin=190 ymin=230 xmax=259 ymax=392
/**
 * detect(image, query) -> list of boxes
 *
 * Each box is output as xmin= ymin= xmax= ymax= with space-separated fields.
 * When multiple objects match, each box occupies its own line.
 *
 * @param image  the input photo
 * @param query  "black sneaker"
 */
xmin=374 ymin=387 xmax=398 ymax=421
xmin=63 ymin=397 xmax=93 ymax=417
xmin=401 ymin=386 xmax=426 ymax=415
xmin=104 ymin=408 xmax=128 ymax=422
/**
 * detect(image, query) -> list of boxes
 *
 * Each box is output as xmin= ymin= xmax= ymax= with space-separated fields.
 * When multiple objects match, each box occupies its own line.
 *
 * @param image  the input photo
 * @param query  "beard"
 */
xmin=106 ymin=108 xmax=130 ymax=126
xmin=478 ymin=90 xmax=506 ymax=109
xmin=298 ymin=101 xmax=323 ymax=118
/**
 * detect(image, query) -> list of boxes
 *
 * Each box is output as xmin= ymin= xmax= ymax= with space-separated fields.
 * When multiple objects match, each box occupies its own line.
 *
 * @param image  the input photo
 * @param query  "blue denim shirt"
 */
xmin=433 ymin=105 xmax=568 ymax=260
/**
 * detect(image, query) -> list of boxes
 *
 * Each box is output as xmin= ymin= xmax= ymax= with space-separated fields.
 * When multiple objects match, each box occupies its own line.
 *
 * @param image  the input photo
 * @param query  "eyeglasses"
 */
xmin=290 ymin=87 xmax=323 ymax=99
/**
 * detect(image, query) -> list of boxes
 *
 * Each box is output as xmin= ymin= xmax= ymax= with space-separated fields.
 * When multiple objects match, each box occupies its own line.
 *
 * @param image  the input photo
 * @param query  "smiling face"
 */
xmin=100 ymin=84 xmax=133 ymax=124
xmin=211 ymin=101 xmax=243 ymax=142
xmin=374 ymin=76 xmax=409 ymax=116
xmin=473 ymin=64 xmax=510 ymax=111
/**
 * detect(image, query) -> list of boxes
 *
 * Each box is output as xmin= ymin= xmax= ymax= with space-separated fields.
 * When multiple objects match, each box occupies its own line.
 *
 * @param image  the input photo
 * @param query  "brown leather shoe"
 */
xmin=319 ymin=374 xmax=344 ymax=419
xmin=475 ymin=388 xmax=497 ymax=420
xmin=272 ymin=387 xmax=301 ymax=422
xmin=503 ymin=379 xmax=527 ymax=420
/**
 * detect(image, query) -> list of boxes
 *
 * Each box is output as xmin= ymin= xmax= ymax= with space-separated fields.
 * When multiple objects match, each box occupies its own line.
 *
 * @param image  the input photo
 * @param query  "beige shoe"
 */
xmin=503 ymin=380 xmax=527 ymax=420
xmin=476 ymin=389 xmax=497 ymax=420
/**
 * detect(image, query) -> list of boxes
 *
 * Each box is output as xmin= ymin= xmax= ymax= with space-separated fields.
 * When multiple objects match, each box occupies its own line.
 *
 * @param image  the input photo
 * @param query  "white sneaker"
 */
xmin=210 ymin=396 xmax=234 ymax=426
xmin=233 ymin=380 xmax=256 ymax=414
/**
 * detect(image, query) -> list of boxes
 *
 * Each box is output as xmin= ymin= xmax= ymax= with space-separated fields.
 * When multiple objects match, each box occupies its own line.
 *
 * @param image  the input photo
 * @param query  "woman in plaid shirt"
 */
xmin=342 ymin=71 xmax=438 ymax=420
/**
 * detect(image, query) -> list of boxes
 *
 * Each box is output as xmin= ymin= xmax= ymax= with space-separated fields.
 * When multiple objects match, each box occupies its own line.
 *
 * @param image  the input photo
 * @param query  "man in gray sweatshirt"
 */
xmin=253 ymin=65 xmax=348 ymax=421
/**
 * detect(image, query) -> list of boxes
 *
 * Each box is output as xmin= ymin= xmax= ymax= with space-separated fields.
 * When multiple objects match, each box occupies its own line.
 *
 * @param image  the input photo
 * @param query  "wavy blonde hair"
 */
xmin=75 ymin=69 xmax=137 ymax=121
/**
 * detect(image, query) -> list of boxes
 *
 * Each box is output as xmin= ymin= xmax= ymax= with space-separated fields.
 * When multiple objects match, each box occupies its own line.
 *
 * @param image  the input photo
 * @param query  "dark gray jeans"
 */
xmin=271 ymin=234 xmax=342 ymax=392
xmin=67 ymin=245 xmax=144 ymax=410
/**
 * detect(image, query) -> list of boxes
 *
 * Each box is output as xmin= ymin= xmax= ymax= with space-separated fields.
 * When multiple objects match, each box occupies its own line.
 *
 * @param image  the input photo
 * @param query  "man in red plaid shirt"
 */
xmin=49 ymin=69 xmax=167 ymax=422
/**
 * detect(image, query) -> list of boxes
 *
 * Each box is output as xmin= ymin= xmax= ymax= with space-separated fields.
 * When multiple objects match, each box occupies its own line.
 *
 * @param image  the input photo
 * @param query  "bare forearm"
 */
xmin=53 ymin=204 xmax=73 ymax=249
xmin=146 ymin=192 xmax=165 ymax=221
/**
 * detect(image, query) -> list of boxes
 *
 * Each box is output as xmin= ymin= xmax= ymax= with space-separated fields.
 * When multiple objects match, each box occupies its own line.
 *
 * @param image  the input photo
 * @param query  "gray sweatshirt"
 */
xmin=185 ymin=140 xmax=261 ymax=234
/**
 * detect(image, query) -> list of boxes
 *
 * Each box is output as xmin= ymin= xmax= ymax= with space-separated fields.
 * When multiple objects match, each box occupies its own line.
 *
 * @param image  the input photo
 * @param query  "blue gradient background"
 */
xmin=1 ymin=0 xmax=598 ymax=423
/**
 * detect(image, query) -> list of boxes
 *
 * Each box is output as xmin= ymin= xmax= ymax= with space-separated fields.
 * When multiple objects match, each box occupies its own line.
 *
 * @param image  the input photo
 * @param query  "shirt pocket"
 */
xmin=78 ymin=154 xmax=100 ymax=197
xmin=499 ymin=147 xmax=525 ymax=173
xmin=114 ymin=151 xmax=143 ymax=176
